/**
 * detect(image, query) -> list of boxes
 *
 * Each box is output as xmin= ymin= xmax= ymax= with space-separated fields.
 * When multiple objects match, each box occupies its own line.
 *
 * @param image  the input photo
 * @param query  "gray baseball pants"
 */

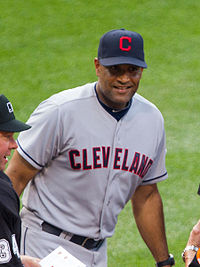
xmin=20 ymin=207 xmax=108 ymax=267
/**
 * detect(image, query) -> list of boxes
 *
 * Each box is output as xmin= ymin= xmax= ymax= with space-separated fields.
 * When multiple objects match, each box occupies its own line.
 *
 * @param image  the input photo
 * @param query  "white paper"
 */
xmin=39 ymin=246 xmax=86 ymax=267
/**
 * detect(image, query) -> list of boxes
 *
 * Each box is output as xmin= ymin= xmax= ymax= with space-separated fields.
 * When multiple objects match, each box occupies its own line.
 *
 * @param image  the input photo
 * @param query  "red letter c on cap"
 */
xmin=119 ymin=36 xmax=131 ymax=51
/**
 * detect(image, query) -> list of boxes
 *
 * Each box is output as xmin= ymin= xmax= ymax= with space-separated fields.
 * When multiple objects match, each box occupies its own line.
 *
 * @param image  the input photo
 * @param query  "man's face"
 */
xmin=0 ymin=131 xmax=17 ymax=171
xmin=95 ymin=58 xmax=143 ymax=110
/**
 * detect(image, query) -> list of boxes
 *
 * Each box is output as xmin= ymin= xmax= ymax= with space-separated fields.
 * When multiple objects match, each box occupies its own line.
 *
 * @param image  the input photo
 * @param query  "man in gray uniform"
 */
xmin=6 ymin=29 xmax=175 ymax=267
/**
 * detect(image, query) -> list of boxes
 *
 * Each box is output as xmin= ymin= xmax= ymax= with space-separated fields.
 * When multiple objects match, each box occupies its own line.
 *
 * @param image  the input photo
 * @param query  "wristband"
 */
xmin=182 ymin=245 xmax=199 ymax=262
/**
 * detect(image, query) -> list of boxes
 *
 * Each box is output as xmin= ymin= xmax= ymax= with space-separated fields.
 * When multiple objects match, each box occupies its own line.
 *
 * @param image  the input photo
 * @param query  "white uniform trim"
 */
xmin=0 ymin=239 xmax=12 ymax=264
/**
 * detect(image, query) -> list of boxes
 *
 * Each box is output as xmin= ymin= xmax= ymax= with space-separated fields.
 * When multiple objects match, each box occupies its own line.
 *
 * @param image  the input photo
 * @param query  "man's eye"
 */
xmin=109 ymin=66 xmax=118 ymax=71
xmin=129 ymin=67 xmax=139 ymax=72
xmin=3 ymin=133 xmax=13 ymax=140
xmin=107 ymin=66 xmax=119 ymax=74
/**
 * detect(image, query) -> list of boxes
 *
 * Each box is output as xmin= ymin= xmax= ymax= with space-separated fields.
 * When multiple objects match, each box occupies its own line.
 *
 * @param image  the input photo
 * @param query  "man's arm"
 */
xmin=131 ymin=183 xmax=172 ymax=266
xmin=184 ymin=220 xmax=200 ymax=267
xmin=6 ymin=150 xmax=38 ymax=196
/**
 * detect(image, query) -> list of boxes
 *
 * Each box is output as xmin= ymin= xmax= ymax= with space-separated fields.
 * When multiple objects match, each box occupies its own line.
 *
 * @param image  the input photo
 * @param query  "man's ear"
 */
xmin=94 ymin=58 xmax=101 ymax=76
xmin=140 ymin=67 xmax=144 ymax=78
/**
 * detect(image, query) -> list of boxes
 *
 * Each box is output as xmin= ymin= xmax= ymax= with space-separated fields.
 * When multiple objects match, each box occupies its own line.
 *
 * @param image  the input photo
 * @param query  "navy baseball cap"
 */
xmin=98 ymin=29 xmax=147 ymax=68
xmin=0 ymin=94 xmax=31 ymax=132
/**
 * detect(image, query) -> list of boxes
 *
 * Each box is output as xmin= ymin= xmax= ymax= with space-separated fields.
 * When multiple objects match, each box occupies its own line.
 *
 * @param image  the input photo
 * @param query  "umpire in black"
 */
xmin=0 ymin=94 xmax=40 ymax=266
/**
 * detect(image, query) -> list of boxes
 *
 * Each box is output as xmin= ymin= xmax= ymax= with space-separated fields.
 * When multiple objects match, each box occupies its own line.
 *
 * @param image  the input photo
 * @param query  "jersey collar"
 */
xmin=94 ymin=83 xmax=132 ymax=121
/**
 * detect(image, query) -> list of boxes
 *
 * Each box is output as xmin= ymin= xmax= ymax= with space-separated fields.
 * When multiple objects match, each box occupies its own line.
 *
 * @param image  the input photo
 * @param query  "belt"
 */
xmin=41 ymin=221 xmax=104 ymax=250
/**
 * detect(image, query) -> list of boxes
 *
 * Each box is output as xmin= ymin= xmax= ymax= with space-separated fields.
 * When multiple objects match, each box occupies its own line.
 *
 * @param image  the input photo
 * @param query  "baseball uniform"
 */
xmin=0 ymin=171 xmax=22 ymax=266
xmin=17 ymin=82 xmax=167 ymax=266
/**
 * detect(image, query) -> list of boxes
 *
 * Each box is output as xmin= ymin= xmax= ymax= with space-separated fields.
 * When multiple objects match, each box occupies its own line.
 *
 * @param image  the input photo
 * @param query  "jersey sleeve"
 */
xmin=17 ymin=99 xmax=62 ymax=170
xmin=141 ymin=119 xmax=168 ymax=185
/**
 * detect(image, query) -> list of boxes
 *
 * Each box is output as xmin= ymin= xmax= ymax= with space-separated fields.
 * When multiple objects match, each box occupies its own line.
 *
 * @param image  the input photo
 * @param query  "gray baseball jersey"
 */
xmin=17 ymin=82 xmax=167 ymax=240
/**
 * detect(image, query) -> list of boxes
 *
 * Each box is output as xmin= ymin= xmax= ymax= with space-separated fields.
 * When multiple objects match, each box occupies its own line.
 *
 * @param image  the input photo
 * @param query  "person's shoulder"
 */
xmin=133 ymin=93 xmax=158 ymax=109
xmin=31 ymin=82 xmax=96 ymax=114
xmin=48 ymin=82 xmax=96 ymax=106
xmin=0 ymin=171 xmax=13 ymax=187
xmin=133 ymin=93 xmax=163 ymax=117
xmin=0 ymin=172 xmax=19 ymax=213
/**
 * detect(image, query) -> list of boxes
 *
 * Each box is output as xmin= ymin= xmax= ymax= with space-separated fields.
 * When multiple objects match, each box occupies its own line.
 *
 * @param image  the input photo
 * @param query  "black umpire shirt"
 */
xmin=0 ymin=171 xmax=23 ymax=266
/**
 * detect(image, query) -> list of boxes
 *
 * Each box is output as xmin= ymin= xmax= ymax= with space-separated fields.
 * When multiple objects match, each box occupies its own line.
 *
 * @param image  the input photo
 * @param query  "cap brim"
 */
xmin=0 ymin=119 xmax=31 ymax=132
xmin=99 ymin=57 xmax=147 ymax=68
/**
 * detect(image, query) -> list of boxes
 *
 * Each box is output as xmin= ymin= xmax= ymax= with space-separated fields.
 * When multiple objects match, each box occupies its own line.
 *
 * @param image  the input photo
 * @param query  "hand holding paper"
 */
xmin=39 ymin=246 xmax=86 ymax=267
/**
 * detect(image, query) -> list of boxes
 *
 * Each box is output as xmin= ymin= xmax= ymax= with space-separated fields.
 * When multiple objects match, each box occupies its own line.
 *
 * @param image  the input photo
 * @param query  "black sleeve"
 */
xmin=197 ymin=184 xmax=200 ymax=196
xmin=189 ymin=254 xmax=200 ymax=267
xmin=0 ymin=211 xmax=23 ymax=266
xmin=0 ymin=182 xmax=23 ymax=266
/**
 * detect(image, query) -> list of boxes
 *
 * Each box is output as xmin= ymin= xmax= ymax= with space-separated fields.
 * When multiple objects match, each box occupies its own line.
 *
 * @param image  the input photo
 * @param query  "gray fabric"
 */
xmin=20 ymin=208 xmax=107 ymax=267
xmin=17 ymin=82 xmax=168 ymax=260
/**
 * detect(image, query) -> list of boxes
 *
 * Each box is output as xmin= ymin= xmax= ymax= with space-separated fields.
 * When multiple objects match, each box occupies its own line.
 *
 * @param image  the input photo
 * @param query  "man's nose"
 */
xmin=117 ymin=72 xmax=130 ymax=83
xmin=9 ymin=138 xmax=18 ymax=150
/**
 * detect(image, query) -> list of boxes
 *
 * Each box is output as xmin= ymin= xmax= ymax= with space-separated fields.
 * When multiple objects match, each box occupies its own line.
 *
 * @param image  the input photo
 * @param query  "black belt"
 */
xmin=41 ymin=221 xmax=104 ymax=250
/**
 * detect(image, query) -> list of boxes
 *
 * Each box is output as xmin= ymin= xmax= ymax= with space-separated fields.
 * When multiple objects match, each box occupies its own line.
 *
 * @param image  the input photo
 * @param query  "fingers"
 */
xmin=20 ymin=255 xmax=41 ymax=267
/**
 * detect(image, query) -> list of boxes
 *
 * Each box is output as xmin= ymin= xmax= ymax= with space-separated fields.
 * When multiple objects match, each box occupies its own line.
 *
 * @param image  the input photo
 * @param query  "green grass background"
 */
xmin=1 ymin=0 xmax=200 ymax=266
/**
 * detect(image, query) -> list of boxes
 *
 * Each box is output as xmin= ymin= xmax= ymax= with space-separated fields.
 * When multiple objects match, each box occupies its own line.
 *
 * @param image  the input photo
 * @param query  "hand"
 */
xmin=185 ymin=220 xmax=200 ymax=267
xmin=187 ymin=220 xmax=200 ymax=247
xmin=20 ymin=255 xmax=41 ymax=267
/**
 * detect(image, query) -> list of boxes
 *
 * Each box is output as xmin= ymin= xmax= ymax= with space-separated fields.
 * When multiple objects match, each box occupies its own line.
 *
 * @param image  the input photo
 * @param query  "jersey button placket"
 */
xmin=99 ymin=121 xmax=122 ymax=237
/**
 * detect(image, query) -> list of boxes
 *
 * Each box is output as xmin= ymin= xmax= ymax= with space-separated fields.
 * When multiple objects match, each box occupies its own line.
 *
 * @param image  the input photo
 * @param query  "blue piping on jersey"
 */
xmin=141 ymin=172 xmax=168 ymax=184
xmin=23 ymin=226 xmax=28 ymax=255
xmin=17 ymin=140 xmax=44 ymax=168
